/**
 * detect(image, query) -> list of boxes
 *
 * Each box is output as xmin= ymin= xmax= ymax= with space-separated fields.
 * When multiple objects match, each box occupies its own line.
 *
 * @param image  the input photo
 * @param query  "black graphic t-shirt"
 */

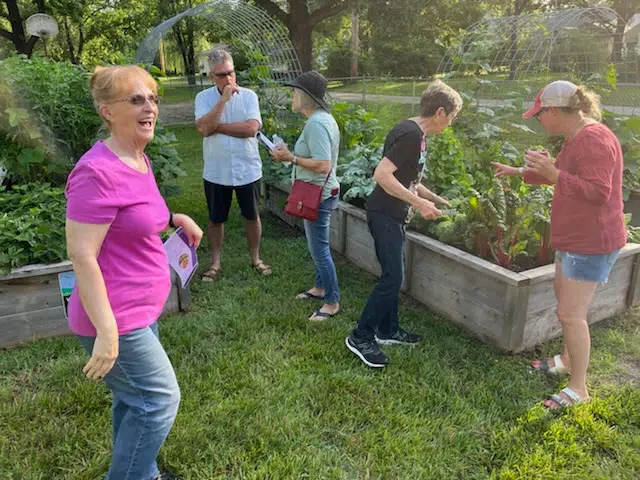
xmin=366 ymin=120 xmax=427 ymax=223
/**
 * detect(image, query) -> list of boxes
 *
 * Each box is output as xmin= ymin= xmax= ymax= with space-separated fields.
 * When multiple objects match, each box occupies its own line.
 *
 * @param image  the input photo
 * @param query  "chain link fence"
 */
xmin=159 ymin=73 xmax=639 ymax=117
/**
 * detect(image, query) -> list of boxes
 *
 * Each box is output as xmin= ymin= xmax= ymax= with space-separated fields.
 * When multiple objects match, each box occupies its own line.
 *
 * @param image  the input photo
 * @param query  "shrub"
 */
xmin=0 ymin=56 xmax=185 ymax=195
xmin=0 ymin=184 xmax=67 ymax=274
xmin=0 ymin=56 xmax=101 ymax=185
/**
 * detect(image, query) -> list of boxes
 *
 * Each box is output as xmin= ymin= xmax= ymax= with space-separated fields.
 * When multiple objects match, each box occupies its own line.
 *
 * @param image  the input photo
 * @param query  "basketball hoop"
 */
xmin=25 ymin=14 xmax=59 ymax=57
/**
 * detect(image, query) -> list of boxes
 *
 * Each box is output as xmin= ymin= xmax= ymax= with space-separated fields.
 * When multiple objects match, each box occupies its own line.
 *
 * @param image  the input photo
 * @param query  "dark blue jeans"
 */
xmin=303 ymin=195 xmax=340 ymax=304
xmin=77 ymin=322 xmax=180 ymax=480
xmin=355 ymin=211 xmax=405 ymax=341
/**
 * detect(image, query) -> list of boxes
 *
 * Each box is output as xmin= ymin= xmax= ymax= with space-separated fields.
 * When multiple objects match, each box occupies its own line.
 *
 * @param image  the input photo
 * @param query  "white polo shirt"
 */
xmin=195 ymin=86 xmax=263 ymax=186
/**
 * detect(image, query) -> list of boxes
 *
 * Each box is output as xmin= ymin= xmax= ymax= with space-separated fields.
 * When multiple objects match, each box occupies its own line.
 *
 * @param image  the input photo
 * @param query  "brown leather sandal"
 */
xmin=252 ymin=261 xmax=272 ymax=276
xmin=201 ymin=266 xmax=221 ymax=282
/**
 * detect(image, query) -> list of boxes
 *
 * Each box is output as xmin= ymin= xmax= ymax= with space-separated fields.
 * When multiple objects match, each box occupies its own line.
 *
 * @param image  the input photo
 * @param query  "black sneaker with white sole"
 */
xmin=375 ymin=328 xmax=421 ymax=345
xmin=346 ymin=332 xmax=389 ymax=368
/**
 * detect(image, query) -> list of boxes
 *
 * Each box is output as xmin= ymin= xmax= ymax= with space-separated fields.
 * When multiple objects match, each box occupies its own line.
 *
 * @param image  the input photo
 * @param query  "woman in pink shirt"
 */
xmin=492 ymin=81 xmax=625 ymax=410
xmin=65 ymin=65 xmax=202 ymax=480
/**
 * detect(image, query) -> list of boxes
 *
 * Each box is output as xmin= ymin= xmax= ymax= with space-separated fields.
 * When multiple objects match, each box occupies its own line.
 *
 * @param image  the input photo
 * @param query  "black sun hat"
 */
xmin=284 ymin=71 xmax=330 ymax=111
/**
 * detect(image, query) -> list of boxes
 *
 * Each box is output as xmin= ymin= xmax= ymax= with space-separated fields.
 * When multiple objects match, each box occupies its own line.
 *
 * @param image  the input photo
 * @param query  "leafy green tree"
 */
xmin=47 ymin=0 xmax=155 ymax=65
xmin=0 ymin=0 xmax=46 ymax=57
xmin=363 ymin=0 xmax=488 ymax=76
xmin=253 ymin=0 xmax=352 ymax=71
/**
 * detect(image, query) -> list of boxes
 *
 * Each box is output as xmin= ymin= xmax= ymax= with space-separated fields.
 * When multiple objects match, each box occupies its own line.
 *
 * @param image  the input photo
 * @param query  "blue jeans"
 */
xmin=77 ymin=322 xmax=180 ymax=480
xmin=355 ymin=211 xmax=405 ymax=341
xmin=303 ymin=195 xmax=340 ymax=304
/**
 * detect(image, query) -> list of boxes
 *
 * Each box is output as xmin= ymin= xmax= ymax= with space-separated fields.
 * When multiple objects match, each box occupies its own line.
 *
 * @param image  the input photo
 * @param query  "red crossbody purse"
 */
xmin=284 ymin=162 xmax=332 ymax=222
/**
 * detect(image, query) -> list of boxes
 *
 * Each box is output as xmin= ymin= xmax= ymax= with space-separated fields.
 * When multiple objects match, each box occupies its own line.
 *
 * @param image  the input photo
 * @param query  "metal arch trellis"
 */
xmin=135 ymin=0 xmax=303 ymax=84
xmin=436 ymin=6 xmax=640 ymax=116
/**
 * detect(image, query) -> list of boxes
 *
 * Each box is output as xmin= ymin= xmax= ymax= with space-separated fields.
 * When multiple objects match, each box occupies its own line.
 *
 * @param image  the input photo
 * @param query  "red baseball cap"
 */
xmin=522 ymin=80 xmax=578 ymax=119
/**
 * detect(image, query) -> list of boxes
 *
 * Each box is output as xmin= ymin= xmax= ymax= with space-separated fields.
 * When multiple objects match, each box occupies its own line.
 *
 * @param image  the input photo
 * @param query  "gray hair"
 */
xmin=295 ymin=88 xmax=319 ymax=110
xmin=208 ymin=49 xmax=233 ymax=70
xmin=420 ymin=79 xmax=463 ymax=118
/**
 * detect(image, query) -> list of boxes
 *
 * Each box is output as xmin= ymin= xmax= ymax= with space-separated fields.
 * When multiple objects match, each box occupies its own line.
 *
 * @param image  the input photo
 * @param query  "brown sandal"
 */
xmin=252 ymin=261 xmax=272 ymax=276
xmin=201 ymin=266 xmax=221 ymax=282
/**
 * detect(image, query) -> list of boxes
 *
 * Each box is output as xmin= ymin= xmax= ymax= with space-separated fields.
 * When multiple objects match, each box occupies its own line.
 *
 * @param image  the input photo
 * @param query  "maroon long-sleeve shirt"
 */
xmin=524 ymin=123 xmax=626 ymax=254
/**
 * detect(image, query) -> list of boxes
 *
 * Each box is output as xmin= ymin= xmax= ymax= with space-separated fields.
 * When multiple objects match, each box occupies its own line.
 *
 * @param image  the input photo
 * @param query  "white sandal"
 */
xmin=546 ymin=387 xmax=589 ymax=410
xmin=532 ymin=354 xmax=568 ymax=375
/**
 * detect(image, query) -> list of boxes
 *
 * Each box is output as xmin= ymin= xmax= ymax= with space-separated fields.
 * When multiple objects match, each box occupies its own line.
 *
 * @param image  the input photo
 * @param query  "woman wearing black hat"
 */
xmin=270 ymin=71 xmax=341 ymax=321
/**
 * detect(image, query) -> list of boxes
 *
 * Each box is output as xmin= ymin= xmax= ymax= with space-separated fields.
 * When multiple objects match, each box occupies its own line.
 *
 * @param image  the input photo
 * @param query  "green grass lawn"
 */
xmin=1 ymin=126 xmax=639 ymax=479
xmin=161 ymin=85 xmax=208 ymax=105
xmin=329 ymin=77 xmax=640 ymax=108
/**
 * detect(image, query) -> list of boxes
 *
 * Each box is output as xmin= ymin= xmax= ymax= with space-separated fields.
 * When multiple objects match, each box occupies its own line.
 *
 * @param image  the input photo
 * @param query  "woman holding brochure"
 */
xmin=270 ymin=71 xmax=341 ymax=321
xmin=492 ymin=80 xmax=625 ymax=410
xmin=65 ymin=65 xmax=202 ymax=480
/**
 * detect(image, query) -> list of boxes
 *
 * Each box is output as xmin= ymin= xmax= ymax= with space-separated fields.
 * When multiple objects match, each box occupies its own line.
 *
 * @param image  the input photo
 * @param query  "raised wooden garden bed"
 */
xmin=0 ymin=261 xmax=191 ymax=349
xmin=265 ymin=182 xmax=640 ymax=352
xmin=624 ymin=190 xmax=640 ymax=227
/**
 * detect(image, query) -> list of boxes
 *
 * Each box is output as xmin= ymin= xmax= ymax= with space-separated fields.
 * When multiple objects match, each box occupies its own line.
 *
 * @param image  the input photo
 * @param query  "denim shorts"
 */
xmin=555 ymin=250 xmax=621 ymax=283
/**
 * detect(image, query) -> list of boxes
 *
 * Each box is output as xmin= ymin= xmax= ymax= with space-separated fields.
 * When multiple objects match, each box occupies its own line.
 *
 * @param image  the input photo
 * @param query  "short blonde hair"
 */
xmin=90 ymin=65 xmax=157 ymax=127
xmin=295 ymin=88 xmax=320 ymax=110
xmin=420 ymin=80 xmax=463 ymax=118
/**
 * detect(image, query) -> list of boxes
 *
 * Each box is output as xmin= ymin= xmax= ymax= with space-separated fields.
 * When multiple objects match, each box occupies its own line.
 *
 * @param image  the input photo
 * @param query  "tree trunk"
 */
xmin=508 ymin=0 xmax=530 ymax=80
xmin=289 ymin=2 xmax=313 ymax=71
xmin=290 ymin=23 xmax=313 ymax=71
xmin=77 ymin=24 xmax=85 ymax=62
xmin=253 ymin=0 xmax=351 ymax=73
xmin=186 ymin=18 xmax=196 ymax=75
xmin=2 ymin=0 xmax=40 ymax=56
xmin=350 ymin=1 xmax=360 ymax=78
xmin=610 ymin=0 xmax=633 ymax=80
xmin=63 ymin=17 xmax=77 ymax=64
xmin=172 ymin=26 xmax=189 ymax=74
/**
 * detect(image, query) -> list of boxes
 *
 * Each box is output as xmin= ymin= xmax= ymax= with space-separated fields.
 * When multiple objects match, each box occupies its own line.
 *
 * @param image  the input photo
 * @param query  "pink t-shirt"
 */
xmin=65 ymin=140 xmax=172 ymax=336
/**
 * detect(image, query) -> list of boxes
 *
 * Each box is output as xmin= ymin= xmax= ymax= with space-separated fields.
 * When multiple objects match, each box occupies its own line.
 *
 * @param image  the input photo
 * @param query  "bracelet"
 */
xmin=169 ymin=212 xmax=176 ymax=228
xmin=518 ymin=167 xmax=524 ymax=174
xmin=292 ymin=155 xmax=298 ymax=165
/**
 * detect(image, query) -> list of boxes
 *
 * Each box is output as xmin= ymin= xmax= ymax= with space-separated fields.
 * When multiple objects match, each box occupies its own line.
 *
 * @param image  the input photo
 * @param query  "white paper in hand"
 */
xmin=257 ymin=131 xmax=275 ymax=151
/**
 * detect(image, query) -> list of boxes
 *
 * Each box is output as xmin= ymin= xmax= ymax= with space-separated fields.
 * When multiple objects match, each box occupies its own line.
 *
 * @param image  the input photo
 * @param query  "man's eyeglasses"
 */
xmin=213 ymin=70 xmax=235 ymax=78
xmin=114 ymin=94 xmax=159 ymax=106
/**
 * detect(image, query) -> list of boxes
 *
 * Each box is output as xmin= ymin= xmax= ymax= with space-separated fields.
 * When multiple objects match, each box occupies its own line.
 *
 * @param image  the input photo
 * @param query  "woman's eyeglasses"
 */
xmin=114 ymin=94 xmax=160 ymax=106
xmin=534 ymin=107 xmax=549 ymax=120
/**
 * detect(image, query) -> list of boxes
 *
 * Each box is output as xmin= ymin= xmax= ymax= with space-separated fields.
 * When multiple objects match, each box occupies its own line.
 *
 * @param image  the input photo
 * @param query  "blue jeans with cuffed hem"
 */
xmin=77 ymin=322 xmax=180 ymax=480
xmin=303 ymin=195 xmax=340 ymax=304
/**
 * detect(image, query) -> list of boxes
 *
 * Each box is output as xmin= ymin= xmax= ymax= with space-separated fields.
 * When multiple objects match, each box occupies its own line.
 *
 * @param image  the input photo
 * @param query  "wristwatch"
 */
xmin=292 ymin=156 xmax=298 ymax=165
xmin=518 ymin=167 xmax=524 ymax=174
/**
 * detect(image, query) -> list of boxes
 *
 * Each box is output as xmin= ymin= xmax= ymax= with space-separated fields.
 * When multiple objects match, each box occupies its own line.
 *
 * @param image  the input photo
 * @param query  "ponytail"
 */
xmin=567 ymin=86 xmax=602 ymax=121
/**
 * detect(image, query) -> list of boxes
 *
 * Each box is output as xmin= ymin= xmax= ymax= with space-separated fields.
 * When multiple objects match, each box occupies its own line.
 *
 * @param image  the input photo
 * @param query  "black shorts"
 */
xmin=203 ymin=179 xmax=261 ymax=223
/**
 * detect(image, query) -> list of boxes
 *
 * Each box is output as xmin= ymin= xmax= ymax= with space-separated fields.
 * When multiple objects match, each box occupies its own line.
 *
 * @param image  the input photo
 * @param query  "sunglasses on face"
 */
xmin=114 ymin=94 xmax=160 ymax=106
xmin=535 ymin=107 xmax=549 ymax=120
xmin=213 ymin=70 xmax=235 ymax=78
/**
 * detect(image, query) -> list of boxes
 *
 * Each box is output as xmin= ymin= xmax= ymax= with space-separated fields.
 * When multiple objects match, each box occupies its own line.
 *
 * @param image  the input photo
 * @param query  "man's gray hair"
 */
xmin=208 ymin=49 xmax=233 ymax=70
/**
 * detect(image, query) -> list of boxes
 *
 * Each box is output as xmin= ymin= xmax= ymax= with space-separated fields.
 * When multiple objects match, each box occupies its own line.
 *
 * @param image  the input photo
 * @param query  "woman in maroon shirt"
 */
xmin=492 ymin=80 xmax=626 ymax=410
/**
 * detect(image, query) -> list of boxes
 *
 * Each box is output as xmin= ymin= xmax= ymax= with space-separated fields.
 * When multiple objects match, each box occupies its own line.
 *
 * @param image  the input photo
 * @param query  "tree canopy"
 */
xmin=1 ymin=0 xmax=637 ymax=77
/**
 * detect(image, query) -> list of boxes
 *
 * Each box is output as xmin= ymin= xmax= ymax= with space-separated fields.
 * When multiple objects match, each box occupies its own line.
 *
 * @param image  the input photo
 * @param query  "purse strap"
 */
xmin=291 ymin=155 xmax=335 ymax=187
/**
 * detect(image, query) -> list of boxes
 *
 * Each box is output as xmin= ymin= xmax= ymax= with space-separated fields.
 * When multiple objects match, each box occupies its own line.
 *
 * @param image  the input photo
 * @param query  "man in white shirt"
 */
xmin=195 ymin=50 xmax=271 ymax=281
